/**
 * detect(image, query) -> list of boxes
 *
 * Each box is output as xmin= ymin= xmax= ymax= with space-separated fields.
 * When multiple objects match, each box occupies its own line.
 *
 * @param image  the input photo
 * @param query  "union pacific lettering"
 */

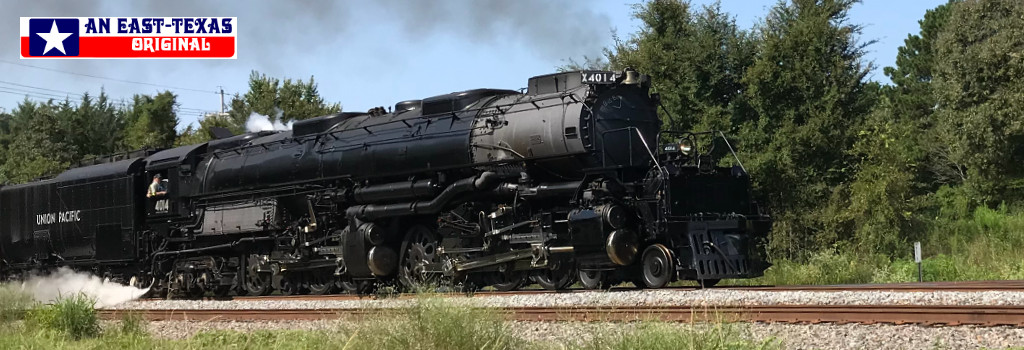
xmin=35 ymin=210 xmax=82 ymax=226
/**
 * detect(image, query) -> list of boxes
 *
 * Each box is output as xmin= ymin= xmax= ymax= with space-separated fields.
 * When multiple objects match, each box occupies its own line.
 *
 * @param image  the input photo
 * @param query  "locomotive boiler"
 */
xmin=0 ymin=68 xmax=770 ymax=296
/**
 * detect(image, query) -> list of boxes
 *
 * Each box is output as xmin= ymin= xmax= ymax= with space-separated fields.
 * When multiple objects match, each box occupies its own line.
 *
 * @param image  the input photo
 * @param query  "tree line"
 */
xmin=0 ymin=71 xmax=339 ymax=184
xmin=568 ymin=0 xmax=1024 ymax=261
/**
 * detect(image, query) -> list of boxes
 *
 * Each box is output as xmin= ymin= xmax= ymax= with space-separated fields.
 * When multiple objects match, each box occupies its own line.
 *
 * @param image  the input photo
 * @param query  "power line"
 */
xmin=0 ymin=88 xmax=214 ymax=118
xmin=0 ymin=59 xmax=219 ymax=95
xmin=0 ymin=80 xmax=78 ymax=96
xmin=0 ymin=81 xmax=214 ymax=114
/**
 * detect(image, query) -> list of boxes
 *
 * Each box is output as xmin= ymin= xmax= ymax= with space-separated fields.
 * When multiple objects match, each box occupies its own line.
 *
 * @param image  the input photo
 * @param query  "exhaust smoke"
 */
xmin=16 ymin=268 xmax=149 ymax=307
xmin=245 ymin=110 xmax=292 ymax=132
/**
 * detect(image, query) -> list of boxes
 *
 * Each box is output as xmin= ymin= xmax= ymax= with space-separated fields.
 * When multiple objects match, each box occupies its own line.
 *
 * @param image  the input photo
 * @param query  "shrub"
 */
xmin=26 ymin=293 xmax=99 ymax=339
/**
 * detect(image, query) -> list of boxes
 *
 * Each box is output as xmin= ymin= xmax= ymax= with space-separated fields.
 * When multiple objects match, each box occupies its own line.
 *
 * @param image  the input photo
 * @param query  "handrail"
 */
xmin=658 ymin=130 xmax=747 ymax=174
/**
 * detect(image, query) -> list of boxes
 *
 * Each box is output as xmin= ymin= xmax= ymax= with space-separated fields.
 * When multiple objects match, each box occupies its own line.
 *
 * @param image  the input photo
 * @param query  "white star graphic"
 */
xmin=35 ymin=20 xmax=73 ymax=55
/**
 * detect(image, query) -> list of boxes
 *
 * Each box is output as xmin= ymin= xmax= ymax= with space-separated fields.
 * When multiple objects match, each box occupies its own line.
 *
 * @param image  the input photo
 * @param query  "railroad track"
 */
xmin=98 ymin=304 xmax=1024 ymax=327
xmin=732 ymin=280 xmax=1024 ymax=292
xmin=143 ymin=280 xmax=1024 ymax=302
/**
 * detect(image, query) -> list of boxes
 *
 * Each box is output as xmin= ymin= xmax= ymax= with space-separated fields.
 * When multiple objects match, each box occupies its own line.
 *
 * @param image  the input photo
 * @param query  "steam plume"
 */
xmin=245 ymin=110 xmax=292 ymax=132
xmin=16 ymin=267 xmax=149 ymax=307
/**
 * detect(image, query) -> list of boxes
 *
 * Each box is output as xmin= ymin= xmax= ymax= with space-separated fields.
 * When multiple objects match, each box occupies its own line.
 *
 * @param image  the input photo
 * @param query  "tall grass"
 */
xmin=0 ymin=285 xmax=34 ymax=323
xmin=342 ymin=297 xmax=519 ymax=350
xmin=727 ymin=205 xmax=1024 ymax=286
xmin=577 ymin=323 xmax=778 ymax=350
xmin=0 ymin=296 xmax=775 ymax=350
xmin=25 ymin=293 xmax=100 ymax=340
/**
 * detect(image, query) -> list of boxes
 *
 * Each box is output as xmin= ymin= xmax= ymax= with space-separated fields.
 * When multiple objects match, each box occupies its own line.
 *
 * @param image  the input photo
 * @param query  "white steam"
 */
xmin=245 ymin=109 xmax=292 ymax=132
xmin=16 ymin=268 xmax=149 ymax=307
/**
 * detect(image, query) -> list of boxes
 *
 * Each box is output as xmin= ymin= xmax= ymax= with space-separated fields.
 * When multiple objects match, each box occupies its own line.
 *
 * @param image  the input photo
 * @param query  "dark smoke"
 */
xmin=375 ymin=0 xmax=611 ymax=61
xmin=0 ymin=1 xmax=613 ymax=123
xmin=2 ymin=1 xmax=610 ymax=72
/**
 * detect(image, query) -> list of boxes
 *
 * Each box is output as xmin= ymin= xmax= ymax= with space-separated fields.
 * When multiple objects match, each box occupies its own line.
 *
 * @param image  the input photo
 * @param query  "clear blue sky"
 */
xmin=0 ymin=0 xmax=946 ymax=130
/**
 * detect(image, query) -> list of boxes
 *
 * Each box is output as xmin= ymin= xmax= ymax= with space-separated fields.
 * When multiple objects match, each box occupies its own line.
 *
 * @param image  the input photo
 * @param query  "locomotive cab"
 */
xmin=143 ymin=143 xmax=207 ymax=218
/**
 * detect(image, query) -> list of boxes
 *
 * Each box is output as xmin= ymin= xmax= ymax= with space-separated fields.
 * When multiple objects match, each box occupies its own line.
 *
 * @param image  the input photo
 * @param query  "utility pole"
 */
xmin=218 ymin=86 xmax=225 ymax=114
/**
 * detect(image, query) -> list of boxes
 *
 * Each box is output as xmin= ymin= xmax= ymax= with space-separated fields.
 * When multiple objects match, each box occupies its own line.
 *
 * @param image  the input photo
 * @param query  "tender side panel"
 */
xmin=55 ymin=174 xmax=141 ymax=261
xmin=0 ymin=181 xmax=58 ymax=265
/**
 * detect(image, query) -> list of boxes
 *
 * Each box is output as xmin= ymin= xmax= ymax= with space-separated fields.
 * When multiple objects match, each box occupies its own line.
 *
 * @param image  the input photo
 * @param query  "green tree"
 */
xmin=63 ymin=91 xmax=126 ymax=158
xmin=226 ymin=71 xmax=341 ymax=133
xmin=839 ymin=98 xmax=925 ymax=254
xmin=837 ymin=1 xmax=956 ymax=254
xmin=123 ymin=91 xmax=179 ymax=150
xmin=0 ymin=100 xmax=73 ymax=183
xmin=0 ymin=110 xmax=12 ymax=180
xmin=739 ymin=0 xmax=877 ymax=259
xmin=603 ymin=0 xmax=758 ymax=132
xmin=883 ymin=1 xmax=955 ymax=128
xmin=928 ymin=0 xmax=1024 ymax=205
xmin=175 ymin=113 xmax=238 ymax=146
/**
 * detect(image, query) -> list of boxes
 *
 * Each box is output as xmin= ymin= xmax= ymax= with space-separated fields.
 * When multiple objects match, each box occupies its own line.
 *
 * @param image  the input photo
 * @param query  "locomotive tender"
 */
xmin=0 ymin=69 xmax=770 ymax=296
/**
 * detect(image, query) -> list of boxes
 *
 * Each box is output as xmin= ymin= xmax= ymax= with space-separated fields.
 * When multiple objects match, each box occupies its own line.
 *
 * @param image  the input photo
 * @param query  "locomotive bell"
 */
xmin=622 ymin=68 xmax=641 ymax=85
xmin=606 ymin=229 xmax=638 ymax=266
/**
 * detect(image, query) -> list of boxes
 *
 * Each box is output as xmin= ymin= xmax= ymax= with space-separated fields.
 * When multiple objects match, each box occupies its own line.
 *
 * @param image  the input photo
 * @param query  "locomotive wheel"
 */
xmin=699 ymin=279 xmax=721 ymax=288
xmin=579 ymin=270 xmax=609 ymax=290
xmin=279 ymin=275 xmax=308 ymax=296
xmin=485 ymin=269 xmax=528 ymax=292
xmin=242 ymin=255 xmax=273 ymax=296
xmin=185 ymin=287 xmax=205 ymax=299
xmin=306 ymin=272 xmax=337 ymax=295
xmin=533 ymin=258 xmax=575 ymax=290
xmin=641 ymin=244 xmax=675 ymax=289
xmin=338 ymin=278 xmax=375 ymax=295
xmin=213 ymin=284 xmax=232 ymax=298
xmin=398 ymin=225 xmax=442 ymax=291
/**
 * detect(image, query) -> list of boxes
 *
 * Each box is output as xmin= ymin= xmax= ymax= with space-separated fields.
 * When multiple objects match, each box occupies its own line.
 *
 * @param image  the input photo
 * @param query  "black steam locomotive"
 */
xmin=0 ymin=69 xmax=770 ymax=296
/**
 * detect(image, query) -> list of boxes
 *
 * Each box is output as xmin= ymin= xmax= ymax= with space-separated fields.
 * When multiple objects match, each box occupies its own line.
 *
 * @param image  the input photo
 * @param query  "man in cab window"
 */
xmin=147 ymin=174 xmax=167 ymax=198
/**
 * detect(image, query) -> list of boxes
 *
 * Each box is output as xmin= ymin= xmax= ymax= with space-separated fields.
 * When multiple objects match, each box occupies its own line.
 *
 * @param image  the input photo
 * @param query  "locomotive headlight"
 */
xmin=679 ymin=140 xmax=694 ymax=156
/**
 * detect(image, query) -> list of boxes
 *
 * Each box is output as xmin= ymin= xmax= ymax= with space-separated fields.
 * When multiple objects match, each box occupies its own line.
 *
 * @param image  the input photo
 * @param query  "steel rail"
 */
xmin=140 ymin=280 xmax=1024 ymax=302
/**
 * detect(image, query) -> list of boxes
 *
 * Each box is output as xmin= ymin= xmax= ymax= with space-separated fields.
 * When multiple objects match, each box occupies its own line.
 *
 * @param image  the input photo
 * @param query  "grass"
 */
xmin=0 ymin=295 xmax=776 ymax=350
xmin=25 ymin=293 xmax=100 ymax=339
xmin=340 ymin=297 xmax=521 ymax=350
xmin=580 ymin=323 xmax=779 ymax=350
xmin=725 ymin=205 xmax=1024 ymax=286
xmin=0 ymin=285 xmax=33 ymax=323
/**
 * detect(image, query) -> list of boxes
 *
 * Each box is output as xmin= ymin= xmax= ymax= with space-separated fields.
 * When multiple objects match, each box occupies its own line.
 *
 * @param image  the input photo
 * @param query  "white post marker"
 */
xmin=914 ymin=241 xmax=922 ymax=282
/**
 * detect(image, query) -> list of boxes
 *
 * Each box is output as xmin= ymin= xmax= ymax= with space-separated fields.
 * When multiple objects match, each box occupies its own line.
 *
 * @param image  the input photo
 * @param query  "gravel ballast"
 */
xmin=130 ymin=319 xmax=1024 ymax=350
xmin=107 ymin=289 xmax=1024 ymax=310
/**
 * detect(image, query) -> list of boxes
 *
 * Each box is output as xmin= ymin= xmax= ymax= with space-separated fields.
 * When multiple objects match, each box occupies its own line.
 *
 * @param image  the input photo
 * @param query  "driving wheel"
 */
xmin=306 ymin=271 xmax=337 ymax=295
xmin=398 ymin=225 xmax=442 ymax=291
xmin=241 ymin=254 xmax=273 ymax=296
xmin=533 ymin=258 xmax=575 ymax=290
